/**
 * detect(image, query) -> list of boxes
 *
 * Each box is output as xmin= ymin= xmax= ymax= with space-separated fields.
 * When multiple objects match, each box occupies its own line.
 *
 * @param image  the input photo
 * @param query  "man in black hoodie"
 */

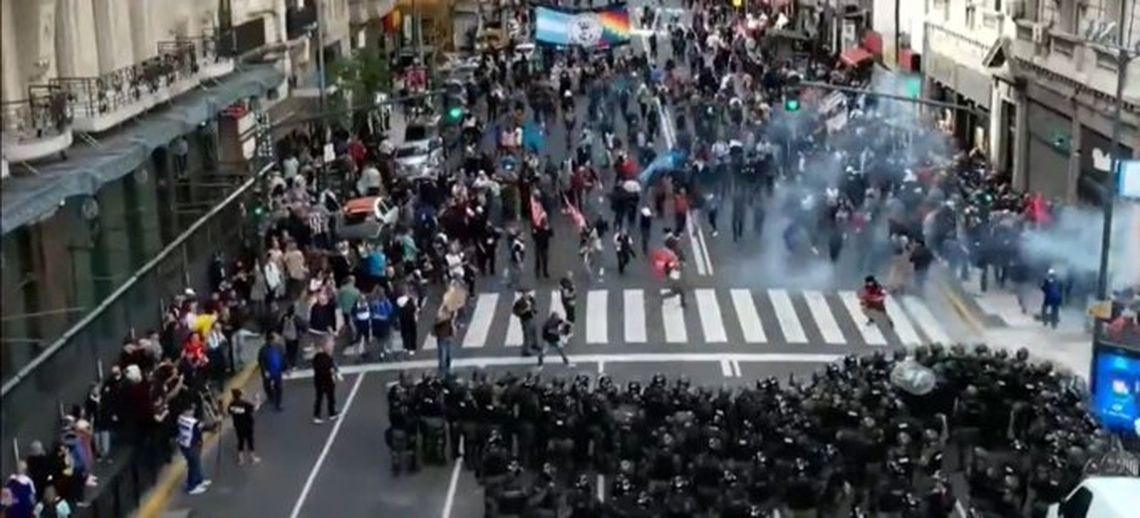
xmin=311 ymin=338 xmax=338 ymax=424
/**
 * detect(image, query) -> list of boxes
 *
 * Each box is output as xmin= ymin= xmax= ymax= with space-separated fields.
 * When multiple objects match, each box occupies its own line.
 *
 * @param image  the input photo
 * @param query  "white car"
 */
xmin=394 ymin=141 xmax=444 ymax=180
xmin=1047 ymin=476 xmax=1140 ymax=518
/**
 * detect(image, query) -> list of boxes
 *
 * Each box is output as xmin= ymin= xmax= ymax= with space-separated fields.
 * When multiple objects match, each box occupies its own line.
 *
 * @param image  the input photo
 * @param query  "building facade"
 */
xmin=918 ymin=0 xmax=1139 ymax=205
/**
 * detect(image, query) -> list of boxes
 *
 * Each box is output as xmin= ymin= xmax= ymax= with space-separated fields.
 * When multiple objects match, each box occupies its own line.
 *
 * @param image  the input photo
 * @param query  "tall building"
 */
xmin=889 ymin=0 xmax=1139 ymax=205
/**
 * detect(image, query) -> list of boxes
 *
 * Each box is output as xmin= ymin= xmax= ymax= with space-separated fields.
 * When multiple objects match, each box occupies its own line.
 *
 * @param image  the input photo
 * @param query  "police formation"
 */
xmin=384 ymin=346 xmax=1112 ymax=517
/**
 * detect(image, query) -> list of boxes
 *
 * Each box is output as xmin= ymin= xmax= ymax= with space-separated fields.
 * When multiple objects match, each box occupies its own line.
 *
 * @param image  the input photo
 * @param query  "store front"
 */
xmin=1024 ymin=100 xmax=1073 ymax=201
xmin=924 ymin=52 xmax=991 ymax=153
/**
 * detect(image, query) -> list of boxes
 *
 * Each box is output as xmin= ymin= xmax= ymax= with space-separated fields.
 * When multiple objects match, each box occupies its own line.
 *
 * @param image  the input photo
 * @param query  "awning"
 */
xmin=840 ymin=46 xmax=874 ymax=68
xmin=1 ymin=64 xmax=284 ymax=235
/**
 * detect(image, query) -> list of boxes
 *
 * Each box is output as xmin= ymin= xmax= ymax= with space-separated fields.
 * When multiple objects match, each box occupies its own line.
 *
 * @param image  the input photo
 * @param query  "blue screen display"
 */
xmin=1093 ymin=350 xmax=1140 ymax=437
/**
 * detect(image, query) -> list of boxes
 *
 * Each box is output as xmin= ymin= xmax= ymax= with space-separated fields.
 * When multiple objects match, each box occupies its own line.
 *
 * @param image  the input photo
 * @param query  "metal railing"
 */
xmin=0 ymin=161 xmax=274 ymax=477
xmin=0 ymin=84 xmax=72 ymax=141
xmin=51 ymin=35 xmax=223 ymax=120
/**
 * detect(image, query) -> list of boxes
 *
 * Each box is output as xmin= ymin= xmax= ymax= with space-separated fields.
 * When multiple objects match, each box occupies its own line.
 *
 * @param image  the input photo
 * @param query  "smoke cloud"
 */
xmin=1020 ymin=202 xmax=1139 ymax=290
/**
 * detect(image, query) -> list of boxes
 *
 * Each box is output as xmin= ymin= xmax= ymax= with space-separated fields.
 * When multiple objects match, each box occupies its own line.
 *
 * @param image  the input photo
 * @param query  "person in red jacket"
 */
xmin=859 ymin=275 xmax=893 ymax=327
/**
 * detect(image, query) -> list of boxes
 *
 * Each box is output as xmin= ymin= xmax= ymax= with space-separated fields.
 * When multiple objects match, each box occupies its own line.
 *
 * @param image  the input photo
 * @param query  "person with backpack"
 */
xmin=513 ymin=289 xmax=538 ymax=354
xmin=538 ymin=312 xmax=575 ymax=369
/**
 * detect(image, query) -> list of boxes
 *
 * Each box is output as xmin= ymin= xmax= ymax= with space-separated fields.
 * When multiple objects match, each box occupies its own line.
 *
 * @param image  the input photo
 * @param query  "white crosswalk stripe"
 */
xmin=414 ymin=288 xmax=950 ymax=350
xmin=769 ymin=289 xmax=807 ymax=343
xmin=587 ymin=290 xmax=608 ymax=344
xmin=462 ymin=293 xmax=498 ymax=348
xmin=695 ymin=289 xmax=728 ymax=343
xmin=885 ymin=297 xmax=923 ymax=346
xmin=661 ymin=290 xmax=688 ymax=343
xmin=730 ymin=289 xmax=766 ymax=343
xmin=505 ymin=293 xmax=524 ymax=347
xmin=838 ymin=291 xmax=888 ymax=346
xmin=901 ymin=296 xmax=951 ymax=344
xmin=803 ymin=290 xmax=844 ymax=344
xmin=624 ymin=289 xmax=647 ymax=343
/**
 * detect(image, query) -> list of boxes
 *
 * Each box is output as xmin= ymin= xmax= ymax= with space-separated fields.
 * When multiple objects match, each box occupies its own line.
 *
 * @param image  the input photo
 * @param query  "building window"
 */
xmin=966 ymin=5 xmax=977 ymax=29
xmin=1052 ymin=36 xmax=1075 ymax=57
xmin=1095 ymin=48 xmax=1119 ymax=71
xmin=994 ymin=0 xmax=1002 ymax=11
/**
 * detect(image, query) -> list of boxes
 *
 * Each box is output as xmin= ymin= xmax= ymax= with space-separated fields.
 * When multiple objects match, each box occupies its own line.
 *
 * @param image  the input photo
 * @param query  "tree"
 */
xmin=329 ymin=50 xmax=392 ymax=108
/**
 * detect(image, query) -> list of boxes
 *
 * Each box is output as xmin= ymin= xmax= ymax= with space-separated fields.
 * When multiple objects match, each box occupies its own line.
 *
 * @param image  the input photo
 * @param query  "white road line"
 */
xmin=597 ymin=474 xmax=605 ymax=502
xmin=505 ymin=293 xmax=524 ymax=346
xmin=886 ymin=297 xmax=923 ymax=346
xmin=730 ymin=289 xmax=767 ymax=343
xmin=462 ymin=293 xmax=498 ymax=348
xmin=694 ymin=217 xmax=714 ymax=275
xmin=731 ymin=360 xmax=743 ymax=377
xmin=597 ymin=362 xmax=605 ymax=374
xmin=661 ymin=290 xmax=688 ymax=343
xmin=288 ymin=372 xmax=367 ymax=518
xmin=902 ymin=296 xmax=952 ymax=344
xmin=587 ymin=290 xmax=608 ymax=343
xmin=685 ymin=217 xmax=708 ymax=276
xmin=838 ymin=291 xmax=887 ymax=346
xmin=624 ymin=289 xmax=647 ymax=343
xmin=283 ymin=352 xmax=843 ymax=379
xmin=550 ymin=290 xmax=561 ymax=319
xmin=695 ymin=289 xmax=728 ymax=342
xmin=720 ymin=359 xmax=733 ymax=377
xmin=423 ymin=334 xmax=438 ymax=350
xmin=803 ymin=290 xmax=845 ymax=344
xmin=440 ymin=460 xmax=463 ymax=518
xmin=769 ymin=289 xmax=807 ymax=343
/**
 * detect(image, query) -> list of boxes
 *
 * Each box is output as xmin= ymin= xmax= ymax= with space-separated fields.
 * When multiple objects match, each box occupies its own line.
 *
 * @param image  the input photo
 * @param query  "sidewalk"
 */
xmin=942 ymin=269 xmax=1093 ymax=379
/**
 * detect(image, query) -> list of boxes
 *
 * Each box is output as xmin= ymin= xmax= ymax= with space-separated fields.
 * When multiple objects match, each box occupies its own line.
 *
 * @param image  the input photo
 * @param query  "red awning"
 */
xmin=840 ymin=47 xmax=874 ymax=68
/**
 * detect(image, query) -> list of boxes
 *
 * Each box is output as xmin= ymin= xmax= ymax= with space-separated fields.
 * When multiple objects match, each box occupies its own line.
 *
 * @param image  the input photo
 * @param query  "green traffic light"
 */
xmin=785 ymin=99 xmax=800 ymax=112
xmin=448 ymin=107 xmax=464 ymax=120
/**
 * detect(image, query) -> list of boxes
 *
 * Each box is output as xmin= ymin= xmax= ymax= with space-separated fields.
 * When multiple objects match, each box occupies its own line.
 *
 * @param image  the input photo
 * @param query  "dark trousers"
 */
xmin=263 ymin=376 xmax=283 ymax=410
xmin=400 ymin=324 xmax=417 ymax=352
xmin=535 ymin=247 xmax=550 ymax=278
xmin=285 ymin=339 xmax=299 ymax=369
xmin=314 ymin=382 xmax=337 ymax=418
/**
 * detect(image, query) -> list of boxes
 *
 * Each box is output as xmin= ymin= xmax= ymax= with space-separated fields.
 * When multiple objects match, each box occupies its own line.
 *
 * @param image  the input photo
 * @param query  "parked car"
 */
xmin=334 ymin=196 xmax=399 ymax=242
xmin=394 ymin=141 xmax=444 ymax=180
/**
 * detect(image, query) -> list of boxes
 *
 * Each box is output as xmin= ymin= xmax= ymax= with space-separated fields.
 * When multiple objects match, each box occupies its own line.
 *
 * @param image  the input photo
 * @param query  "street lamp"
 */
xmin=1094 ymin=43 xmax=1136 ymax=306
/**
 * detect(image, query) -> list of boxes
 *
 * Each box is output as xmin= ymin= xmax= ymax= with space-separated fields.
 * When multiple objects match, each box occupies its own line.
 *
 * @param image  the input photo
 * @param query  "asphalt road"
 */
xmin=170 ymin=2 xmax=983 ymax=516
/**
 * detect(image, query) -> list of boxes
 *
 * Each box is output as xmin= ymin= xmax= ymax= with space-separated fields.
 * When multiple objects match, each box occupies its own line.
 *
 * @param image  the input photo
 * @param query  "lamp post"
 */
xmin=1094 ymin=45 xmax=1135 ymax=306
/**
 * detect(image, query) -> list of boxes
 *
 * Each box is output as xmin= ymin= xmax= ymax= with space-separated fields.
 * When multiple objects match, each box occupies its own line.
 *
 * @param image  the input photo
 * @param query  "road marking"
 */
xmin=685 ymin=217 xmax=708 ymax=276
xmin=440 ymin=460 xmax=463 ymax=518
xmin=695 ymin=289 xmax=728 ymax=342
xmin=903 ymin=295 xmax=952 ymax=344
xmin=886 ymin=297 xmax=923 ymax=346
xmin=661 ymin=290 xmax=688 ymax=343
xmin=505 ymin=293 xmax=524 ymax=346
xmin=288 ymin=372 xmax=366 ymax=518
xmin=550 ymin=290 xmax=561 ymax=319
xmin=720 ymin=359 xmax=733 ymax=377
xmin=587 ymin=290 xmax=608 ymax=343
xmin=283 ymin=352 xmax=842 ymax=379
xmin=624 ymin=289 xmax=647 ymax=343
xmin=838 ymin=291 xmax=887 ymax=346
xmin=731 ymin=360 xmax=743 ymax=377
xmin=803 ymin=290 xmax=844 ymax=344
xmin=597 ymin=362 xmax=605 ymax=374
xmin=597 ymin=474 xmax=605 ymax=502
xmin=462 ymin=293 xmax=498 ymax=348
xmin=423 ymin=334 xmax=437 ymax=350
xmin=769 ymin=289 xmax=807 ymax=343
xmin=730 ymin=289 xmax=767 ymax=343
xmin=694 ymin=216 xmax=714 ymax=275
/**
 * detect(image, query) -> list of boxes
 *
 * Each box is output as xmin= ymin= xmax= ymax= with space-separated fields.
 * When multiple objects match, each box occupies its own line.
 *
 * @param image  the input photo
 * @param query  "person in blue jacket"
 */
xmin=370 ymin=288 xmax=395 ymax=358
xmin=3 ymin=461 xmax=36 ymax=518
xmin=1040 ymin=269 xmax=1064 ymax=328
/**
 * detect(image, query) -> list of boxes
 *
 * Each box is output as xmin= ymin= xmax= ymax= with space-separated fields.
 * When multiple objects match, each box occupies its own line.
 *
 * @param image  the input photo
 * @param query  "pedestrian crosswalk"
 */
xmin=418 ymin=287 xmax=953 ymax=351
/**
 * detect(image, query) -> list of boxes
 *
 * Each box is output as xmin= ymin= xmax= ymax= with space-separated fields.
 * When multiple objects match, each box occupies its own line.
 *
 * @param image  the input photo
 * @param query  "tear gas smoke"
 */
xmin=721 ymin=70 xmax=956 ymax=289
xmin=1020 ymin=202 xmax=1139 ymax=291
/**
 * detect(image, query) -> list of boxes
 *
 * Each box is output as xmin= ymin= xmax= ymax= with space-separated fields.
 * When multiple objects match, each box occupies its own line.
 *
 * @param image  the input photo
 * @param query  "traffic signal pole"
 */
xmin=798 ymin=80 xmax=987 ymax=117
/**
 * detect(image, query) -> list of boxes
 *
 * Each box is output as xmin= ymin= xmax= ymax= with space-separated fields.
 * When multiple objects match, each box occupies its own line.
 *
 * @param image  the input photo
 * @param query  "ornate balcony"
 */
xmin=50 ymin=34 xmax=235 ymax=133
xmin=1 ymin=84 xmax=74 ymax=163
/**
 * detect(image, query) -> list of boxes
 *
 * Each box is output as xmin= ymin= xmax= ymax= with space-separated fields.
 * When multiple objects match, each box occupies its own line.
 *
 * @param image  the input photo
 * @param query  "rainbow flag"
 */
xmin=535 ymin=6 xmax=631 ymax=49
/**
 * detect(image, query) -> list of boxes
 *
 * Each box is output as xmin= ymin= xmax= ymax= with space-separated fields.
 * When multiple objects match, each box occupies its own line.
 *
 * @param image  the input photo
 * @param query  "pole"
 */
xmin=893 ymin=0 xmax=901 ymax=68
xmin=414 ymin=0 xmax=423 ymax=64
xmin=1094 ymin=47 xmax=1129 ymax=302
xmin=316 ymin=0 xmax=327 ymax=112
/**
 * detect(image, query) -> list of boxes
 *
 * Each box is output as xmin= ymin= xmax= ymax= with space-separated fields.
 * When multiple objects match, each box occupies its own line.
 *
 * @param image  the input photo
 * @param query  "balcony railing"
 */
xmin=49 ymin=34 xmax=234 ymax=132
xmin=1 ymin=84 xmax=71 ymax=142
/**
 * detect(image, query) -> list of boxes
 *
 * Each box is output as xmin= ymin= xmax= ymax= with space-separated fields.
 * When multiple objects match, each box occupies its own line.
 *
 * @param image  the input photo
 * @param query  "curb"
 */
xmin=133 ymin=361 xmax=260 ymax=518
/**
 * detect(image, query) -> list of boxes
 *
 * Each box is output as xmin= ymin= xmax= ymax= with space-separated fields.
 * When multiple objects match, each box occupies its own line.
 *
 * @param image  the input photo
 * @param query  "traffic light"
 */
xmin=785 ymin=98 xmax=801 ymax=112
xmin=447 ymin=106 xmax=464 ymax=123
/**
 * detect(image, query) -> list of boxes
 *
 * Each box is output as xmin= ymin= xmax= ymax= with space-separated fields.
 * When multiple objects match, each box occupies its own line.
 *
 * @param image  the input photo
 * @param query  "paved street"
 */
xmin=165 ymin=1 xmax=994 ymax=517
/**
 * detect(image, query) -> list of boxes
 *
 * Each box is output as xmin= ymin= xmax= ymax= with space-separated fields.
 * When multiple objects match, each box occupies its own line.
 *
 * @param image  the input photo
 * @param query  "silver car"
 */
xmin=394 ymin=141 xmax=444 ymax=180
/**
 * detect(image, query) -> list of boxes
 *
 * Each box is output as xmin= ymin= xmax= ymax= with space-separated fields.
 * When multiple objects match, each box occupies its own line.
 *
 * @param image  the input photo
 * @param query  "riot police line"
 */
xmin=382 ymin=345 xmax=1123 ymax=517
